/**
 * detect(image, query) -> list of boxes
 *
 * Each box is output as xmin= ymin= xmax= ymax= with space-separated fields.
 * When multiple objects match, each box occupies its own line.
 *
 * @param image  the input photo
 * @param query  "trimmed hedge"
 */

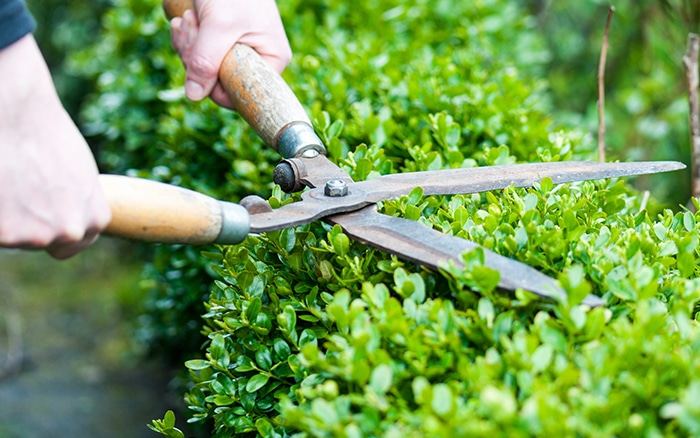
xmin=71 ymin=0 xmax=700 ymax=436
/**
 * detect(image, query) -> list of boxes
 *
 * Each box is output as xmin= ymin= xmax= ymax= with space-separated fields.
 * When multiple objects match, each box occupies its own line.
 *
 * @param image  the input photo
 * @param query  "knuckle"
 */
xmin=187 ymin=55 xmax=218 ymax=78
xmin=0 ymin=225 xmax=52 ymax=248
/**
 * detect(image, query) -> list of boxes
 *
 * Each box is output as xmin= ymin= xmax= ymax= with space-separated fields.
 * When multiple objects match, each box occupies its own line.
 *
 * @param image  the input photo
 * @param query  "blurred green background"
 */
xmin=525 ymin=0 xmax=699 ymax=202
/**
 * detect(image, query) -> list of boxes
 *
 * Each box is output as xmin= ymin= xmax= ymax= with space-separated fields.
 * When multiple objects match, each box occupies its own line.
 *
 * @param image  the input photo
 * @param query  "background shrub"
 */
xmin=524 ymin=0 xmax=698 ymax=204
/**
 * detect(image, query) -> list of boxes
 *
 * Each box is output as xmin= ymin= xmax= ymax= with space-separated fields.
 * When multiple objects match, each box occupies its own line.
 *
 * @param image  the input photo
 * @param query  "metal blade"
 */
xmin=328 ymin=205 xmax=604 ymax=307
xmin=250 ymin=160 xmax=684 ymax=233
xmin=249 ymin=186 xmax=373 ymax=232
xmin=356 ymin=161 xmax=686 ymax=201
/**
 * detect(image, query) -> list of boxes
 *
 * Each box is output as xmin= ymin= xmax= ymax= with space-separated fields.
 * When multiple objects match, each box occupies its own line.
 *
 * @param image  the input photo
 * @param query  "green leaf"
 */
xmin=431 ymin=384 xmax=454 ymax=417
xmin=332 ymin=232 xmax=351 ymax=257
xmin=256 ymin=346 xmax=273 ymax=370
xmin=148 ymin=411 xmax=185 ymax=438
xmin=248 ymin=275 xmax=266 ymax=298
xmin=478 ymin=297 xmax=495 ymax=327
xmin=531 ymin=344 xmax=553 ymax=373
xmin=408 ymin=186 xmax=424 ymax=205
xmin=394 ymin=268 xmax=426 ymax=303
xmin=246 ymin=374 xmax=270 ymax=393
xmin=164 ymin=410 xmax=176 ymax=429
xmin=369 ymin=364 xmax=393 ymax=395
xmin=246 ymin=297 xmax=262 ymax=322
xmin=356 ymin=157 xmax=373 ymax=180
xmin=278 ymin=306 xmax=297 ymax=338
xmin=560 ymin=264 xmax=592 ymax=306
xmin=311 ymin=398 xmax=338 ymax=424
xmin=684 ymin=211 xmax=696 ymax=231
xmin=210 ymin=334 xmax=230 ymax=368
xmin=185 ymin=359 xmax=210 ymax=371
xmin=523 ymin=193 xmax=539 ymax=211
xmin=404 ymin=204 xmax=422 ymax=221
xmin=299 ymin=328 xmax=318 ymax=348
xmin=302 ymin=373 xmax=326 ymax=387
xmin=273 ymin=338 xmax=291 ymax=361
xmin=255 ymin=418 xmax=275 ymax=436
xmin=328 ymin=119 xmax=345 ymax=138
xmin=412 ymin=376 xmax=431 ymax=405
xmin=538 ymin=325 xmax=567 ymax=352
xmin=678 ymin=251 xmax=696 ymax=278
xmin=235 ymin=355 xmax=256 ymax=372
xmin=200 ymin=251 xmax=224 ymax=261
xmin=539 ymin=176 xmax=554 ymax=193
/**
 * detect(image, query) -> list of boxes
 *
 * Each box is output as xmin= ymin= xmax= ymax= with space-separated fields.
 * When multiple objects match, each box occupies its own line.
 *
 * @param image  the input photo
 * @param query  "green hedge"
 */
xmin=70 ymin=0 xmax=700 ymax=436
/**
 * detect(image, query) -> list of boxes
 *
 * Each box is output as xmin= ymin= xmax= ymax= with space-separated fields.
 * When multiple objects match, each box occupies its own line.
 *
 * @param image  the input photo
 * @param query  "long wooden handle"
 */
xmin=163 ymin=0 xmax=324 ymax=159
xmin=100 ymin=175 xmax=249 ymax=245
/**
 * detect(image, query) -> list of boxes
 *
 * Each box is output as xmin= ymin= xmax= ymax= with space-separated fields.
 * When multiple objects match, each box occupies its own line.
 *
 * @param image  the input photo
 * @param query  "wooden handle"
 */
xmin=163 ymin=0 xmax=324 ymax=158
xmin=100 ymin=175 xmax=249 ymax=245
xmin=162 ymin=0 xmax=192 ymax=19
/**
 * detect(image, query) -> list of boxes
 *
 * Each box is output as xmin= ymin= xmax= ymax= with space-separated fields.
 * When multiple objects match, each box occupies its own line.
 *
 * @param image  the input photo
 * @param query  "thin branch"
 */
xmin=597 ymin=6 xmax=615 ymax=163
xmin=683 ymin=33 xmax=700 ymax=200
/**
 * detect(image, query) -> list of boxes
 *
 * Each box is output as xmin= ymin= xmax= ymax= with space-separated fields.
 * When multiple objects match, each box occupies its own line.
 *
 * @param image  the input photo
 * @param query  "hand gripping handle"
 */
xmin=100 ymin=175 xmax=249 ymax=245
xmin=163 ymin=0 xmax=325 ymax=159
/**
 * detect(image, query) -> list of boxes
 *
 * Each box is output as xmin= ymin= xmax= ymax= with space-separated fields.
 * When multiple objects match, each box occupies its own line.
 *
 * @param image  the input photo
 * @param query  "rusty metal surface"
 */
xmin=245 ymin=158 xmax=685 ymax=304
xmin=250 ymin=160 xmax=686 ymax=232
xmin=250 ymin=186 xmax=372 ymax=232
xmin=355 ymin=160 xmax=687 ymax=201
xmin=283 ymin=155 xmax=354 ymax=189
xmin=327 ymin=205 xmax=605 ymax=307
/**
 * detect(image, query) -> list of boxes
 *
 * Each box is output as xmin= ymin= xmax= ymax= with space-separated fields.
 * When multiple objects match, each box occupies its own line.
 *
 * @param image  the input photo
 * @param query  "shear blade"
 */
xmin=328 ymin=205 xmax=604 ymax=307
xmin=356 ymin=160 xmax=686 ymax=201
xmin=251 ymin=160 xmax=685 ymax=232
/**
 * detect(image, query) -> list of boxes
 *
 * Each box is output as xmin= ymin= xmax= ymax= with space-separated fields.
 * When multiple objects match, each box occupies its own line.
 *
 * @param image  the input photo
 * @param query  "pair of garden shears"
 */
xmin=99 ymin=0 xmax=685 ymax=307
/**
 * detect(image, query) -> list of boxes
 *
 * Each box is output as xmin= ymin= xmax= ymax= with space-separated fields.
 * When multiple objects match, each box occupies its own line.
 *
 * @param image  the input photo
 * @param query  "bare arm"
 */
xmin=0 ymin=34 xmax=111 ymax=259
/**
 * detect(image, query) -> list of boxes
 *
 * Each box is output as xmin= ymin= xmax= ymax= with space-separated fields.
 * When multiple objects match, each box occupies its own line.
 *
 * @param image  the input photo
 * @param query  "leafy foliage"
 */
xmin=152 ymin=152 xmax=700 ymax=437
xmin=68 ymin=0 xmax=700 ymax=436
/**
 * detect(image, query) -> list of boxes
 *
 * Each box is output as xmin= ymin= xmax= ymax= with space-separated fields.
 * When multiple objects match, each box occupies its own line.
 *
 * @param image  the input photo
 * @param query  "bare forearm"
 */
xmin=0 ymin=35 xmax=111 ymax=258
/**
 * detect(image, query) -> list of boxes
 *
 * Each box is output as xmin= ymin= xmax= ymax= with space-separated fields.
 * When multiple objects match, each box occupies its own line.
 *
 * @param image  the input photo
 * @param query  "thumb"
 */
xmin=185 ymin=21 xmax=241 ymax=101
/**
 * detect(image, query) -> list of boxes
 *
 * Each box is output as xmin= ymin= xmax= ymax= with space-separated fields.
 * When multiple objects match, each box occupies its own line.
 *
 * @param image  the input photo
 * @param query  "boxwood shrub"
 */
xmin=71 ymin=0 xmax=700 ymax=436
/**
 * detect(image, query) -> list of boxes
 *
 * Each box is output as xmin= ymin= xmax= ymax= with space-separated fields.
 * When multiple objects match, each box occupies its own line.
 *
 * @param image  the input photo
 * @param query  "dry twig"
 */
xmin=683 ymin=33 xmax=700 ymax=199
xmin=597 ymin=6 xmax=615 ymax=163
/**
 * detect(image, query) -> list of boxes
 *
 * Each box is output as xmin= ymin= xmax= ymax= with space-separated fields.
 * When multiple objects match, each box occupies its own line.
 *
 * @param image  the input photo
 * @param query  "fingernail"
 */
xmin=185 ymin=80 xmax=205 ymax=101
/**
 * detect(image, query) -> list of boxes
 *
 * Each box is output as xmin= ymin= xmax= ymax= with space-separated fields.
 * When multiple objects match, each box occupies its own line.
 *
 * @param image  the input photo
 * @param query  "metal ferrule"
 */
xmin=215 ymin=202 xmax=251 ymax=244
xmin=275 ymin=122 xmax=326 ymax=159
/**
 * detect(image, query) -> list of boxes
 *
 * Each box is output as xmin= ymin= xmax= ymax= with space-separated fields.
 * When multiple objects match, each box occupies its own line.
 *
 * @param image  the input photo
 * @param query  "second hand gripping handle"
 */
xmin=163 ymin=0 xmax=325 ymax=159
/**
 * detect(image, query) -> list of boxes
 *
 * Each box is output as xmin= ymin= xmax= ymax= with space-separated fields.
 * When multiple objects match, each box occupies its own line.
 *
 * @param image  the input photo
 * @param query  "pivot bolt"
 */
xmin=324 ymin=180 xmax=348 ymax=197
xmin=273 ymin=161 xmax=303 ymax=193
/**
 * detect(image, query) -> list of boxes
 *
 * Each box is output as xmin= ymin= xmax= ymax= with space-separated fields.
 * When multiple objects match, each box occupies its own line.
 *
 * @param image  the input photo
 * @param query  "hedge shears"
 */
xmin=99 ymin=0 xmax=685 ymax=307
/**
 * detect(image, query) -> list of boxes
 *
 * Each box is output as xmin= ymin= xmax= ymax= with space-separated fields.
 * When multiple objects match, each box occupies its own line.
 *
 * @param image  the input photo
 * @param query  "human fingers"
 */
xmin=46 ymin=193 xmax=111 ymax=260
xmin=183 ymin=8 xmax=242 ymax=102
xmin=234 ymin=3 xmax=292 ymax=74
xmin=46 ymin=231 xmax=100 ymax=260
xmin=170 ymin=10 xmax=199 ymax=68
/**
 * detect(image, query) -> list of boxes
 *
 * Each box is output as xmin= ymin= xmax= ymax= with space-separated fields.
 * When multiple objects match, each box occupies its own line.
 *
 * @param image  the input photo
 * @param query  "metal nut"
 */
xmin=324 ymin=179 xmax=348 ymax=197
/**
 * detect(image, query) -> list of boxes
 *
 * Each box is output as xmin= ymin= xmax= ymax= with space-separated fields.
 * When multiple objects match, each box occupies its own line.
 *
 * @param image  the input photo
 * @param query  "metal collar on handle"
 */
xmin=275 ymin=122 xmax=326 ymax=159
